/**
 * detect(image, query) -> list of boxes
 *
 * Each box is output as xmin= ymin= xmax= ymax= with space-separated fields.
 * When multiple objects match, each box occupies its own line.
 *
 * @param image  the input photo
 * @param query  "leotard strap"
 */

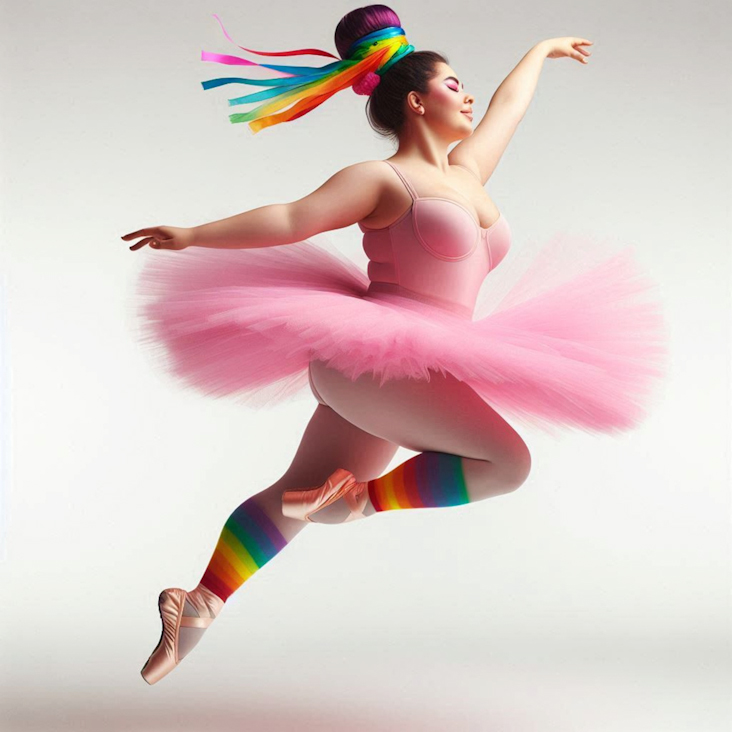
xmin=384 ymin=160 xmax=419 ymax=201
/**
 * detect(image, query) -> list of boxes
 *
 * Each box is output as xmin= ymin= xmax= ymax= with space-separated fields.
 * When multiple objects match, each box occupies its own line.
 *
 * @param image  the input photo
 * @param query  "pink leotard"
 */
xmin=136 ymin=155 xmax=665 ymax=434
xmin=360 ymin=161 xmax=511 ymax=319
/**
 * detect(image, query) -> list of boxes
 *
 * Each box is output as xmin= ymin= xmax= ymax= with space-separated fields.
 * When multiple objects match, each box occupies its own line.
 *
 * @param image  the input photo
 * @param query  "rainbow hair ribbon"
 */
xmin=200 ymin=14 xmax=415 ymax=133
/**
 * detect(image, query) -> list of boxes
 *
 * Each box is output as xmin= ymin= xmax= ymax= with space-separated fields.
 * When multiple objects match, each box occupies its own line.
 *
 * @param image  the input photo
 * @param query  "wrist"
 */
xmin=189 ymin=226 xmax=202 ymax=248
xmin=533 ymin=40 xmax=551 ymax=58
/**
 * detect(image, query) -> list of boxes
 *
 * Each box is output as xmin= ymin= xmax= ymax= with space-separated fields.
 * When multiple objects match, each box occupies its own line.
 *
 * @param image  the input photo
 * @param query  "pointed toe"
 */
xmin=141 ymin=586 xmax=222 ymax=685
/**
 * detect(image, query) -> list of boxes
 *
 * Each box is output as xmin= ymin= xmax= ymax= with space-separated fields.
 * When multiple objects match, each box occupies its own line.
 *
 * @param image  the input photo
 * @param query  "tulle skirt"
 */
xmin=129 ymin=231 xmax=669 ymax=437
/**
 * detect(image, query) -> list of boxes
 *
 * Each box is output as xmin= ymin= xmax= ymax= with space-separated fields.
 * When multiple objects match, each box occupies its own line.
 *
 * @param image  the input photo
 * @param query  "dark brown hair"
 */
xmin=334 ymin=5 xmax=449 ymax=143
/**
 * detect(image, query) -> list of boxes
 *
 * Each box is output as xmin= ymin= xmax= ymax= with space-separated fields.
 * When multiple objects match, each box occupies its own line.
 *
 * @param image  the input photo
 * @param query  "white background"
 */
xmin=1 ymin=0 xmax=730 ymax=730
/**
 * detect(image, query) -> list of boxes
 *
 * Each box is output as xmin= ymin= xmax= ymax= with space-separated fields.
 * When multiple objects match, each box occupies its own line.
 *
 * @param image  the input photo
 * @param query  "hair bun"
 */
xmin=352 ymin=71 xmax=381 ymax=96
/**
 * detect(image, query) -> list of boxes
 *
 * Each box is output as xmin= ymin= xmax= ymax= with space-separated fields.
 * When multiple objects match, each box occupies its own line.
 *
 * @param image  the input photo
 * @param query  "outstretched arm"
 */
xmin=192 ymin=162 xmax=386 ymax=248
xmin=449 ymin=37 xmax=592 ymax=184
xmin=122 ymin=161 xmax=385 ymax=251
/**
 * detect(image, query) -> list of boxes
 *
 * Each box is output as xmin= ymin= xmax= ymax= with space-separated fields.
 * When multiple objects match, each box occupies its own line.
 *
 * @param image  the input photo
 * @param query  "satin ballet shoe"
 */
xmin=281 ymin=467 xmax=369 ymax=523
xmin=141 ymin=585 xmax=224 ymax=685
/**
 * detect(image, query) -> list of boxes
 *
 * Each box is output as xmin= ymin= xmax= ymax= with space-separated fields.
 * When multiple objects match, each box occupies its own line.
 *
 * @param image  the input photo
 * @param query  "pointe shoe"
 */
xmin=140 ymin=585 xmax=224 ymax=685
xmin=281 ymin=468 xmax=369 ymax=523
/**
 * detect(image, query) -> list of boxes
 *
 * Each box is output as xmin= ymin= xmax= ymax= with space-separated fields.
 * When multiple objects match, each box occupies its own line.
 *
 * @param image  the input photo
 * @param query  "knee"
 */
xmin=499 ymin=443 xmax=533 ymax=493
xmin=465 ymin=442 xmax=532 ymax=500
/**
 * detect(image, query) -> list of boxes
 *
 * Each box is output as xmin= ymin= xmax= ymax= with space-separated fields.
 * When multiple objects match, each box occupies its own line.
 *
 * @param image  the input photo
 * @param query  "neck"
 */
xmin=391 ymin=126 xmax=454 ymax=174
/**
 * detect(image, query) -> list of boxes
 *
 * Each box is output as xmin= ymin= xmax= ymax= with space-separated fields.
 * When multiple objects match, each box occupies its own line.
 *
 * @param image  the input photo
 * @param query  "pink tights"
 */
xmin=253 ymin=360 xmax=532 ymax=542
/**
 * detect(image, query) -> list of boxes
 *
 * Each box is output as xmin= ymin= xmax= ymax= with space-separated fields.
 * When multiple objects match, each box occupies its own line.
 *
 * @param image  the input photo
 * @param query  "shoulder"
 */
xmin=338 ymin=159 xmax=392 ymax=180
xmin=330 ymin=160 xmax=396 ymax=196
xmin=351 ymin=159 xmax=391 ymax=171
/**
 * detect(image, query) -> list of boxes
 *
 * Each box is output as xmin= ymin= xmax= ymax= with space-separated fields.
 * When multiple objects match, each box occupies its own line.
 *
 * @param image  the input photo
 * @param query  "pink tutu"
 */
xmin=130 ymin=233 xmax=669 ymax=436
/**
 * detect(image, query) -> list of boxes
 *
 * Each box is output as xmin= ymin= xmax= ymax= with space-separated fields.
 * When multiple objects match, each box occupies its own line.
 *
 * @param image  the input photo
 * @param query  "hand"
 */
xmin=543 ymin=37 xmax=593 ymax=63
xmin=121 ymin=225 xmax=195 ymax=251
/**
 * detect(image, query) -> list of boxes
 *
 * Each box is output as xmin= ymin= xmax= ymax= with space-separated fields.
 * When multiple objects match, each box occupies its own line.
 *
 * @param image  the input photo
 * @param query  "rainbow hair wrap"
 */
xmin=200 ymin=14 xmax=415 ymax=133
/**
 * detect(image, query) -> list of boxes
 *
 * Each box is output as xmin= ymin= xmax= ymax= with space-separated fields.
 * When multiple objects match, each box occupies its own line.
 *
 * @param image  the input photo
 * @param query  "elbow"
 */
xmin=286 ymin=201 xmax=322 ymax=242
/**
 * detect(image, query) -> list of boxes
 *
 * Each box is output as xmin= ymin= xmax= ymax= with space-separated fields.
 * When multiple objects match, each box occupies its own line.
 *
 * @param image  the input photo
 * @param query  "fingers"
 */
xmin=125 ymin=236 xmax=171 ymax=251
xmin=572 ymin=39 xmax=592 ymax=63
xmin=128 ymin=236 xmax=156 ymax=251
xmin=121 ymin=227 xmax=171 ymax=251
xmin=121 ymin=228 xmax=155 ymax=241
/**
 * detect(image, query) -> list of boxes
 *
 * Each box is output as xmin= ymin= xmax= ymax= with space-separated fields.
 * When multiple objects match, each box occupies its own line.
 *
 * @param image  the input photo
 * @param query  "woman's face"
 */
xmin=412 ymin=62 xmax=475 ymax=141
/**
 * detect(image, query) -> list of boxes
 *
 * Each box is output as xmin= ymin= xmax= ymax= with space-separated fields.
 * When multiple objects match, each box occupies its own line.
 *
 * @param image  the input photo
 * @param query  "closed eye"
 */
xmin=444 ymin=75 xmax=463 ymax=92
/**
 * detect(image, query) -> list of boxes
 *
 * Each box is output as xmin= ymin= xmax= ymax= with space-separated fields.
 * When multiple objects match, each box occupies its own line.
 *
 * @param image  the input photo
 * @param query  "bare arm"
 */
xmin=491 ymin=40 xmax=552 ymax=118
xmin=191 ymin=161 xmax=385 ymax=249
xmin=448 ymin=43 xmax=550 ymax=184
xmin=449 ymin=38 xmax=592 ymax=184
xmin=190 ymin=203 xmax=294 ymax=249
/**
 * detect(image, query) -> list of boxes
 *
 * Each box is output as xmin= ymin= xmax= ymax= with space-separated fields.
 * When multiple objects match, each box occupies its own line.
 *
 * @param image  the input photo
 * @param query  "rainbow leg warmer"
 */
xmin=199 ymin=498 xmax=289 ymax=602
xmin=367 ymin=452 xmax=470 ymax=512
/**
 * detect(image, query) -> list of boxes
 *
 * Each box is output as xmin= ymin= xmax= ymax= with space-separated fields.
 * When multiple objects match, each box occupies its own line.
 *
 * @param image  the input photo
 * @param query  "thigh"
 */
xmin=279 ymin=402 xmax=399 ymax=487
xmin=309 ymin=360 xmax=530 ymax=468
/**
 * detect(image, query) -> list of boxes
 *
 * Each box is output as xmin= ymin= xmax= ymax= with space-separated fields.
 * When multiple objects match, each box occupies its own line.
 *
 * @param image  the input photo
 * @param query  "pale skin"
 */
xmin=121 ymin=37 xmax=592 ymax=252
xmin=131 ymin=36 xmax=599 ymax=679
xmin=123 ymin=36 xmax=592 ymax=529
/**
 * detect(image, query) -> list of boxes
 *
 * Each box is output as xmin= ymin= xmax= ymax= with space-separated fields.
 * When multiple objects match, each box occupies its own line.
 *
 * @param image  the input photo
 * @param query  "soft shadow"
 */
xmin=3 ymin=700 xmax=529 ymax=732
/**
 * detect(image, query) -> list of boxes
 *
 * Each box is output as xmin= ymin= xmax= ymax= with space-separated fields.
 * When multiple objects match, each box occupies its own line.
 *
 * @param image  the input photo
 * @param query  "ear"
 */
xmin=406 ymin=90 xmax=423 ymax=115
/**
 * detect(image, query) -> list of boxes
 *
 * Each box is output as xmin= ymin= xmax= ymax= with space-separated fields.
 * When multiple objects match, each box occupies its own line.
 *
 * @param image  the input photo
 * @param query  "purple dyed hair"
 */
xmin=335 ymin=5 xmax=449 ymax=143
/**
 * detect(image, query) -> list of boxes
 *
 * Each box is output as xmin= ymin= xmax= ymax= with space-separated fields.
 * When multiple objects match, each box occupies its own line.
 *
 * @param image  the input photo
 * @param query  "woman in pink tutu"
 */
xmin=122 ymin=6 xmax=667 ymax=685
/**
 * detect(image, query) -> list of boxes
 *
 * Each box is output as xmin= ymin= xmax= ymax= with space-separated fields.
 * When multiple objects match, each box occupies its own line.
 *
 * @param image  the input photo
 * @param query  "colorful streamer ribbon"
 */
xmin=200 ymin=14 xmax=414 ymax=133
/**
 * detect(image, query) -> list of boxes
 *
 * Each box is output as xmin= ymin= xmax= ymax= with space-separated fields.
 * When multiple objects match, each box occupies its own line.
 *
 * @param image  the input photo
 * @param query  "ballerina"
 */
xmin=122 ymin=6 xmax=666 ymax=685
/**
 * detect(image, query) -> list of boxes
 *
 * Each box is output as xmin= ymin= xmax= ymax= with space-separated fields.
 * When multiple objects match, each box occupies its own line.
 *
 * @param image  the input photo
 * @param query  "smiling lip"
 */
xmin=462 ymin=111 xmax=473 ymax=121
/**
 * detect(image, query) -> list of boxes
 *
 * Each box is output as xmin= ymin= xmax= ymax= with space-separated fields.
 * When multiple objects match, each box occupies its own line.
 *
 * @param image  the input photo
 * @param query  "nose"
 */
xmin=465 ymin=91 xmax=474 ymax=104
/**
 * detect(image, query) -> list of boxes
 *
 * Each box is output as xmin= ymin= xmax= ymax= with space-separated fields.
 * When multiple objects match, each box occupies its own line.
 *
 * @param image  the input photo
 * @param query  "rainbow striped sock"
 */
xmin=367 ymin=451 xmax=470 ymax=512
xmin=199 ymin=498 xmax=288 ymax=602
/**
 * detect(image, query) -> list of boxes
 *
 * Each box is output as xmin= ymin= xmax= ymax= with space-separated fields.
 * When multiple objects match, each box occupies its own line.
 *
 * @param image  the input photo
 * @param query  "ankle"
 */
xmin=362 ymin=490 xmax=377 ymax=517
xmin=310 ymin=479 xmax=375 ymax=523
xmin=188 ymin=583 xmax=225 ymax=618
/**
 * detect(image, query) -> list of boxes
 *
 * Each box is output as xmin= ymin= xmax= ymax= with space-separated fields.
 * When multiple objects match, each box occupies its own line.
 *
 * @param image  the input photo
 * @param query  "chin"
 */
xmin=441 ymin=121 xmax=473 ymax=143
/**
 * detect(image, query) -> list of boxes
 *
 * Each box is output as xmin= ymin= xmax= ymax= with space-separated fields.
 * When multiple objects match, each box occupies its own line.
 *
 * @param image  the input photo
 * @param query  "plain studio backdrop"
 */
xmin=1 ymin=0 xmax=729 ymax=730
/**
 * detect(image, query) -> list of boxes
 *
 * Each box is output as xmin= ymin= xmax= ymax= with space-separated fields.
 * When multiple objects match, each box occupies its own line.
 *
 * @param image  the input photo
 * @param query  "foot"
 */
xmin=141 ymin=583 xmax=223 ymax=685
xmin=281 ymin=468 xmax=376 ymax=524
xmin=308 ymin=485 xmax=377 ymax=523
